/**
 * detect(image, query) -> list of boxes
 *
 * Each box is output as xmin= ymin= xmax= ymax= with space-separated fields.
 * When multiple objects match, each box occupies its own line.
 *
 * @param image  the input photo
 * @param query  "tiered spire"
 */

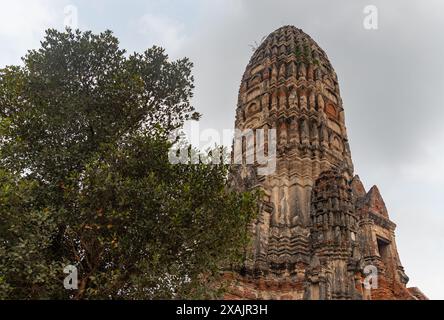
xmin=227 ymin=26 xmax=425 ymax=300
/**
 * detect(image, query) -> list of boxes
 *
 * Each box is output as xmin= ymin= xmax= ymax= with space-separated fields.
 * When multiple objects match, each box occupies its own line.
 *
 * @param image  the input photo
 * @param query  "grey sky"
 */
xmin=1 ymin=0 xmax=443 ymax=299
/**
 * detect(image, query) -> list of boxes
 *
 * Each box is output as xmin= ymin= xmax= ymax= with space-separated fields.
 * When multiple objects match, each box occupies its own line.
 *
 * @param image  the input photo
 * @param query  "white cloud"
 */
xmin=399 ymin=131 xmax=444 ymax=184
xmin=136 ymin=13 xmax=186 ymax=58
xmin=0 ymin=0 xmax=63 ymax=66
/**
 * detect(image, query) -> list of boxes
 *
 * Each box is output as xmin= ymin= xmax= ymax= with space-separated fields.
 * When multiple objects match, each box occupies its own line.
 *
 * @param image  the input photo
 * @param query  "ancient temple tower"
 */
xmin=226 ymin=26 xmax=426 ymax=300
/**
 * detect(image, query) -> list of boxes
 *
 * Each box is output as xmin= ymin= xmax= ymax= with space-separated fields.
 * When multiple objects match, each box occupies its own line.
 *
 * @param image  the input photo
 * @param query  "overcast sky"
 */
xmin=1 ymin=0 xmax=443 ymax=299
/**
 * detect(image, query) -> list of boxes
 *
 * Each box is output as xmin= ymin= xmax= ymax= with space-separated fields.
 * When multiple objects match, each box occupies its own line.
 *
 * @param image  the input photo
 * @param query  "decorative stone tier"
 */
xmin=227 ymin=26 xmax=426 ymax=300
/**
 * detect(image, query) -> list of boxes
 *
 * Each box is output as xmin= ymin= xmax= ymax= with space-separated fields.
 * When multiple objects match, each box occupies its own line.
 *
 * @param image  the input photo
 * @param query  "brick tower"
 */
xmin=226 ymin=26 xmax=426 ymax=300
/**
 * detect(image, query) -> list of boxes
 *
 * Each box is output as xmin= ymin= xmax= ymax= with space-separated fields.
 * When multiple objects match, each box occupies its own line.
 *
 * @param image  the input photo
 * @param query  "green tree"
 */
xmin=0 ymin=29 xmax=257 ymax=299
xmin=0 ymin=169 xmax=66 ymax=299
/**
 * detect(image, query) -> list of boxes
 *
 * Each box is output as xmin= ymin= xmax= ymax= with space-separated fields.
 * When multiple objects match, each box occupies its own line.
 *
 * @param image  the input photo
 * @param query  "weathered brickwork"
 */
xmin=227 ymin=26 xmax=426 ymax=300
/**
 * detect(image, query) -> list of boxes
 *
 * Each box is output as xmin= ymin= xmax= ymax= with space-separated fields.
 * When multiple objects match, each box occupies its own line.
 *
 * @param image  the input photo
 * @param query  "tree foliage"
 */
xmin=0 ymin=29 xmax=257 ymax=299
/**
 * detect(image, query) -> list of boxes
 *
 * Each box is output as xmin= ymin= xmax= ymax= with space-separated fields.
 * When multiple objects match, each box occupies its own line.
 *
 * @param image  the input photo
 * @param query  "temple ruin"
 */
xmin=226 ymin=25 xmax=427 ymax=300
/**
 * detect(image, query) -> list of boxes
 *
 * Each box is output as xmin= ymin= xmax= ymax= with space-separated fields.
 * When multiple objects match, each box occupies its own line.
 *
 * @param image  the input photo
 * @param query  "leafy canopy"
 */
xmin=0 ymin=29 xmax=257 ymax=299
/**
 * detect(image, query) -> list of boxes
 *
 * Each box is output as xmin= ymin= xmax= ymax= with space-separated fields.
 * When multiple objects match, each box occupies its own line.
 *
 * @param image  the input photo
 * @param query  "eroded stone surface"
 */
xmin=226 ymin=25 xmax=426 ymax=300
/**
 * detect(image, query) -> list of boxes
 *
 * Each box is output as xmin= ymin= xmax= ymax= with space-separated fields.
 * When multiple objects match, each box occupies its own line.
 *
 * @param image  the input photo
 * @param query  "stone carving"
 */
xmin=299 ymin=91 xmax=308 ymax=110
xmin=226 ymin=26 xmax=426 ymax=300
